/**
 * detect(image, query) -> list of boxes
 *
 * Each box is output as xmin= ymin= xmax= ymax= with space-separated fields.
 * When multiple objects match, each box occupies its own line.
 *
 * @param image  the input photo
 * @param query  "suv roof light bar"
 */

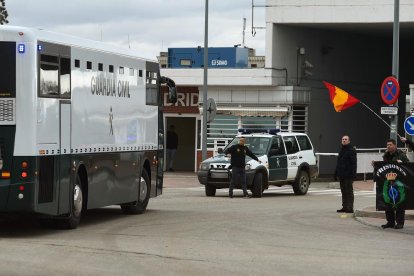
xmin=238 ymin=128 xmax=280 ymax=135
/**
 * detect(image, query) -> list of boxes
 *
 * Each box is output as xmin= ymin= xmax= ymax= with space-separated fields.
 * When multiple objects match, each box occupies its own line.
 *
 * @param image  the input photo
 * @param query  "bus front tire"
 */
xmin=57 ymin=174 xmax=84 ymax=229
xmin=121 ymin=169 xmax=150 ymax=214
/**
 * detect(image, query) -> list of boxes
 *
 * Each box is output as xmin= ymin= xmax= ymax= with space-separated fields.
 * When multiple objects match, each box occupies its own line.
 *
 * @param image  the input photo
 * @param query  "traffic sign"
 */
xmin=381 ymin=76 xmax=400 ymax=105
xmin=206 ymin=98 xmax=217 ymax=123
xmin=404 ymin=116 xmax=414 ymax=136
xmin=381 ymin=106 xmax=398 ymax=115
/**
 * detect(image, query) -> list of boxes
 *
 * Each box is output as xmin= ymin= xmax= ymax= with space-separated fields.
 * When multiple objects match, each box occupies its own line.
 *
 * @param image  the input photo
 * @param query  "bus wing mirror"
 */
xmin=160 ymin=76 xmax=177 ymax=104
xmin=169 ymin=86 xmax=177 ymax=103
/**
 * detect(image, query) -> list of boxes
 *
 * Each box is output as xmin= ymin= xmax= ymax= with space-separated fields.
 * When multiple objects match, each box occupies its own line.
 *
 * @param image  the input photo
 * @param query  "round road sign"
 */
xmin=381 ymin=76 xmax=400 ymax=105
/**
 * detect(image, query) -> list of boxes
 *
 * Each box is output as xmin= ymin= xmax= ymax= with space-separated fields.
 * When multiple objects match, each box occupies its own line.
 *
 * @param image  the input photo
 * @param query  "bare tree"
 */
xmin=0 ymin=0 xmax=9 ymax=25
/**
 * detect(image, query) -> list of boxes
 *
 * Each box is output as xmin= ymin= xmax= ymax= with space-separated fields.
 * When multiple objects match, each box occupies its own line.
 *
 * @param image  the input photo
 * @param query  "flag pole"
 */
xmin=359 ymin=101 xmax=402 ymax=139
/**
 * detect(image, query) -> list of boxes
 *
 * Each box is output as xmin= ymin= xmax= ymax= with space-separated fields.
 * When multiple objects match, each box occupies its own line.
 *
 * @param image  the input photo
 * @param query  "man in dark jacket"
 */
xmin=166 ymin=125 xmax=178 ymax=171
xmin=400 ymin=137 xmax=414 ymax=150
xmin=335 ymin=135 xmax=357 ymax=213
xmin=381 ymin=138 xmax=409 ymax=229
xmin=224 ymin=137 xmax=260 ymax=198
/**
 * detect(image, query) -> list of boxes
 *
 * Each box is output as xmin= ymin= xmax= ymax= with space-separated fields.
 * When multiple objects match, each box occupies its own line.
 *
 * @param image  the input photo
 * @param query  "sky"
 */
xmin=6 ymin=0 xmax=266 ymax=60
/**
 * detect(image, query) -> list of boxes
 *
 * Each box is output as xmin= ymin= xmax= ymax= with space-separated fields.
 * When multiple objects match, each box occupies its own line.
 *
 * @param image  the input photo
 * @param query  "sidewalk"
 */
xmin=163 ymin=173 xmax=414 ymax=234
xmin=329 ymin=180 xmax=414 ymax=234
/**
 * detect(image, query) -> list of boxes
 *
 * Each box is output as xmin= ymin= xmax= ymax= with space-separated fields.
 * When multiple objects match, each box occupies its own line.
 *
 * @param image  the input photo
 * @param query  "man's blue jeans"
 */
xmin=166 ymin=148 xmax=176 ymax=170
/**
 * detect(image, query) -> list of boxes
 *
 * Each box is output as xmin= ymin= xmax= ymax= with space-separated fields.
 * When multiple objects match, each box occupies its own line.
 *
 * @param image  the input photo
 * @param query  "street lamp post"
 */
xmin=390 ymin=0 xmax=399 ymax=140
xmin=202 ymin=0 xmax=209 ymax=161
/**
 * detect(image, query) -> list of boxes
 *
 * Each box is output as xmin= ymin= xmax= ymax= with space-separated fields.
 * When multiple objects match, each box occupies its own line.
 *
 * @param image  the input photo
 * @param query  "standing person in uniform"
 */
xmin=224 ymin=137 xmax=260 ymax=198
xmin=166 ymin=125 xmax=178 ymax=172
xmin=381 ymin=139 xmax=409 ymax=229
xmin=334 ymin=135 xmax=357 ymax=213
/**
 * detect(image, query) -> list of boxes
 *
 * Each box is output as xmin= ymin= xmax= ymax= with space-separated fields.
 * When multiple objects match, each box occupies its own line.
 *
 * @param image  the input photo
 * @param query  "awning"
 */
xmin=199 ymin=105 xmax=290 ymax=117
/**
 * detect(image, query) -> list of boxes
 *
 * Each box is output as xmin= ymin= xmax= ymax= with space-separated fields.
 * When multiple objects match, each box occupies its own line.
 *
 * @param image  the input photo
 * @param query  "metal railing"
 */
xmin=316 ymin=147 xmax=413 ymax=181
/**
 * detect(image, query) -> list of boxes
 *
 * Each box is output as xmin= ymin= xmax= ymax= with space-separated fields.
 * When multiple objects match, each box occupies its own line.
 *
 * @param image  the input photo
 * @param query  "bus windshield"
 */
xmin=225 ymin=137 xmax=271 ymax=156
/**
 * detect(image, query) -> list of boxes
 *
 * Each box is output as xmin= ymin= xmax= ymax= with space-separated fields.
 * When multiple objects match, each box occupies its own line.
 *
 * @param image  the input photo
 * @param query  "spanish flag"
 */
xmin=323 ymin=81 xmax=360 ymax=112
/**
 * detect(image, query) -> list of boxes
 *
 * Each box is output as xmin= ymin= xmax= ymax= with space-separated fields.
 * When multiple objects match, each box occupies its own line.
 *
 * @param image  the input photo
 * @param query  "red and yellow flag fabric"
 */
xmin=323 ymin=81 xmax=360 ymax=112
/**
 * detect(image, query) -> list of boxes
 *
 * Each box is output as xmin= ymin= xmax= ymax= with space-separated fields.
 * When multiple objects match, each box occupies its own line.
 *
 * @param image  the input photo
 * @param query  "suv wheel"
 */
xmin=205 ymin=184 xmax=216 ymax=196
xmin=293 ymin=170 xmax=309 ymax=195
xmin=251 ymin=172 xmax=263 ymax=198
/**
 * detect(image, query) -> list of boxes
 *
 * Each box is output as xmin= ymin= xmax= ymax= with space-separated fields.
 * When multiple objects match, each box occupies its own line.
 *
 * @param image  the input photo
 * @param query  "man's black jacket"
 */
xmin=224 ymin=144 xmax=259 ymax=168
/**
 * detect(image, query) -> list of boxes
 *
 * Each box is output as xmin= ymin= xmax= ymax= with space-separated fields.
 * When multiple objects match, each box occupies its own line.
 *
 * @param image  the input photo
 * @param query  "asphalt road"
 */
xmin=0 ymin=182 xmax=413 ymax=275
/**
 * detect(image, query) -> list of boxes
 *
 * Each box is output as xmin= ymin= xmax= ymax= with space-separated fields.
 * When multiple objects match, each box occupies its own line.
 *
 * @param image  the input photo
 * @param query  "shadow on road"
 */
xmin=0 ymin=207 xmax=162 ymax=237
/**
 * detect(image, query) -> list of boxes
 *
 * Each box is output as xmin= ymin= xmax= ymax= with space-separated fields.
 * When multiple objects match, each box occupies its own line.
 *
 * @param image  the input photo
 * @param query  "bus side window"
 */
xmin=40 ymin=54 xmax=59 ymax=97
xmin=146 ymin=71 xmax=158 ymax=106
xmin=60 ymin=57 xmax=71 ymax=98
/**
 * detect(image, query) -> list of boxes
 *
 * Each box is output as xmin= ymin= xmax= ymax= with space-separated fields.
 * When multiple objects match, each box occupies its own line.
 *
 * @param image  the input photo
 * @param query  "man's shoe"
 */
xmin=243 ymin=194 xmax=252 ymax=198
xmin=381 ymin=223 xmax=395 ymax=229
xmin=394 ymin=224 xmax=404 ymax=229
xmin=229 ymin=195 xmax=233 ymax=198
xmin=337 ymin=209 xmax=346 ymax=213
xmin=344 ymin=210 xmax=354 ymax=213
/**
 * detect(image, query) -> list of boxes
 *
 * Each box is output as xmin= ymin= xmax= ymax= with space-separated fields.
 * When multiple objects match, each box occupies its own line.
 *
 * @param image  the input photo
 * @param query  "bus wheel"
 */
xmin=57 ymin=174 xmax=83 ymax=229
xmin=293 ymin=170 xmax=310 ymax=195
xmin=121 ymin=169 xmax=150 ymax=214
xmin=251 ymin=172 xmax=263 ymax=198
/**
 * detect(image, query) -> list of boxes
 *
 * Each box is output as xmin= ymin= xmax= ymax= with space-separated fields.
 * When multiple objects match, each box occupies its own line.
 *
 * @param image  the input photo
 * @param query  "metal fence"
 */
xmin=316 ymin=148 xmax=414 ymax=181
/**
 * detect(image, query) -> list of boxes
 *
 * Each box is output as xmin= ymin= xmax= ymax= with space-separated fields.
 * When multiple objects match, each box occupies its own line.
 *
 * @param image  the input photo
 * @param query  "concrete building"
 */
xmin=161 ymin=1 xmax=414 ymax=173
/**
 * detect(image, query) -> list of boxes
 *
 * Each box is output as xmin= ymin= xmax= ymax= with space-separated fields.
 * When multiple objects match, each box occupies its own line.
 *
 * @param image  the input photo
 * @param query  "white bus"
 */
xmin=0 ymin=26 xmax=177 ymax=229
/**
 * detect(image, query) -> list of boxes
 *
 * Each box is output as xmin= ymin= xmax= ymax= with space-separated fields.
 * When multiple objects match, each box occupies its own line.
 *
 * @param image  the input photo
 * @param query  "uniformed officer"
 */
xmin=224 ymin=137 xmax=260 ymax=198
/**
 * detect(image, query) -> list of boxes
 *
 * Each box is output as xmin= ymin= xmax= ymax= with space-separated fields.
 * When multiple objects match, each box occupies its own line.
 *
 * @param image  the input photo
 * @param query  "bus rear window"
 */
xmin=0 ymin=42 xmax=16 ymax=98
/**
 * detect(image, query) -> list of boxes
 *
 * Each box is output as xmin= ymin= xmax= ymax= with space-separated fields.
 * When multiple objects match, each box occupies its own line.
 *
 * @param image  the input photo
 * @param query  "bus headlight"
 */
xmin=245 ymin=164 xmax=251 ymax=170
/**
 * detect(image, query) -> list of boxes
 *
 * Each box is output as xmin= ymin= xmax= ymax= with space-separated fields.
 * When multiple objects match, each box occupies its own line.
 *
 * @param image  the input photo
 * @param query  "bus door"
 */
xmin=58 ymin=101 xmax=71 ymax=214
xmin=36 ymin=45 xmax=71 ymax=215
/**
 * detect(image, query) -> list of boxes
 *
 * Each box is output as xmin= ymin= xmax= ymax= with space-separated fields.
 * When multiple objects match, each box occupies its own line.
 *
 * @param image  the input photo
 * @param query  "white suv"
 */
xmin=198 ymin=129 xmax=319 ymax=197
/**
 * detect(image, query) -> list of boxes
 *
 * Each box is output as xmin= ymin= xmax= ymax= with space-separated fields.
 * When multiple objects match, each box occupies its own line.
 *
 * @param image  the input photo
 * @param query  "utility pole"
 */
xmin=202 ymin=0 xmax=209 ymax=161
xmin=390 ymin=0 xmax=399 ymax=140
xmin=242 ymin=17 xmax=246 ymax=47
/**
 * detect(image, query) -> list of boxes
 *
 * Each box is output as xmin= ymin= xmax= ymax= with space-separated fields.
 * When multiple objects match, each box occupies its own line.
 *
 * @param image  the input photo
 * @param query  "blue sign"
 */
xmin=404 ymin=116 xmax=414 ymax=136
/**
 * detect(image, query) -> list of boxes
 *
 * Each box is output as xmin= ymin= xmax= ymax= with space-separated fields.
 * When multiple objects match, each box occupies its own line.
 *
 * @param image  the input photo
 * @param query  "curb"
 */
xmin=355 ymin=207 xmax=414 ymax=220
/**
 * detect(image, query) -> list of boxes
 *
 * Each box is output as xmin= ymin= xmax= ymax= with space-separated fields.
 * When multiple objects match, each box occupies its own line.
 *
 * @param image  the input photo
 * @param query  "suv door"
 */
xmin=296 ymin=135 xmax=317 ymax=166
xmin=268 ymin=136 xmax=288 ymax=182
xmin=283 ymin=136 xmax=301 ymax=180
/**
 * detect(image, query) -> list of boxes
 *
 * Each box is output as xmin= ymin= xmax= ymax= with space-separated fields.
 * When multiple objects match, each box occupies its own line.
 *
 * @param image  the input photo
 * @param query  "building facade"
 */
xmin=160 ymin=47 xmax=310 ymax=172
xmin=265 ymin=0 xmax=414 ymax=173
xmin=161 ymin=2 xmax=414 ymax=173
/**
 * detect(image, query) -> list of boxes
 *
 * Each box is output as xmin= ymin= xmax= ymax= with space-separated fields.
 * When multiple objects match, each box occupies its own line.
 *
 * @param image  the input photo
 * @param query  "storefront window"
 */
xmin=207 ymin=115 xmax=238 ymax=149
xmin=242 ymin=117 xmax=277 ymax=130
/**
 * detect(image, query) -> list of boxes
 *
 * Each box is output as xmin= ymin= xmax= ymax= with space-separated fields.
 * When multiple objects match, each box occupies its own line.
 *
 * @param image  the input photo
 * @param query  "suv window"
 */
xmin=270 ymin=136 xmax=285 ymax=155
xmin=283 ymin=136 xmax=300 ymax=154
xmin=226 ymin=137 xmax=271 ymax=155
xmin=296 ymin=135 xmax=312 ymax=151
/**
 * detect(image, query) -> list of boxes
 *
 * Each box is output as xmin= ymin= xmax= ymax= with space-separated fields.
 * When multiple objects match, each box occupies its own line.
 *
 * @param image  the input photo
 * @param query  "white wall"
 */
xmin=266 ymin=0 xmax=414 ymax=24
